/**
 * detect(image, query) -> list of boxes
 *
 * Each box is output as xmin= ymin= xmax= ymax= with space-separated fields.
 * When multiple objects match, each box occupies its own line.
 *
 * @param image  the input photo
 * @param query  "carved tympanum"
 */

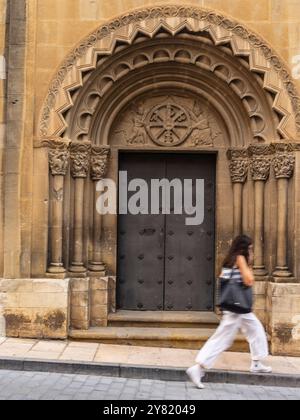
xmin=114 ymin=97 xmax=221 ymax=147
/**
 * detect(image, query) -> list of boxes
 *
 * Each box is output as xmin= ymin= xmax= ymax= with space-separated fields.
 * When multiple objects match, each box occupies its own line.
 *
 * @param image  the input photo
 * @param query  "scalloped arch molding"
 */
xmin=38 ymin=5 xmax=300 ymax=141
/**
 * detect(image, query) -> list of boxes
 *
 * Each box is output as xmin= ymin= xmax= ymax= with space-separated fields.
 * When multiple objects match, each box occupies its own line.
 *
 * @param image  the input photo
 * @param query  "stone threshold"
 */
xmin=108 ymin=311 xmax=220 ymax=328
xmin=0 ymin=357 xmax=299 ymax=388
xmin=69 ymin=327 xmax=249 ymax=352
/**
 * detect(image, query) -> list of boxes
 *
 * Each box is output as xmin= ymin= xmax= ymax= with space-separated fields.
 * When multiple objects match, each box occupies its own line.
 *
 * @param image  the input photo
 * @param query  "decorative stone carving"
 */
xmin=70 ymin=42 xmax=268 ymax=143
xmin=39 ymin=6 xmax=300 ymax=140
xmin=248 ymin=144 xmax=274 ymax=157
xmin=229 ymin=159 xmax=249 ymax=183
xmin=70 ymin=143 xmax=91 ymax=178
xmin=52 ymin=188 xmax=64 ymax=202
xmin=90 ymin=147 xmax=110 ymax=181
xmin=117 ymin=101 xmax=148 ymax=145
xmin=227 ymin=149 xmax=249 ymax=160
xmin=114 ymin=97 xmax=220 ymax=148
xmin=250 ymin=157 xmax=271 ymax=182
xmin=190 ymin=101 xmax=221 ymax=146
xmin=273 ymin=154 xmax=295 ymax=179
xmin=145 ymin=102 xmax=192 ymax=146
xmin=49 ymin=146 xmax=69 ymax=176
xmin=227 ymin=149 xmax=249 ymax=183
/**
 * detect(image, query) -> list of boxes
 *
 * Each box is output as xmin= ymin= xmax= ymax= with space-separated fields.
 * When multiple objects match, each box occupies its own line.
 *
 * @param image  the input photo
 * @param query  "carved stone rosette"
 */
xmin=89 ymin=146 xmax=110 ymax=273
xmin=47 ymin=141 xmax=70 ymax=275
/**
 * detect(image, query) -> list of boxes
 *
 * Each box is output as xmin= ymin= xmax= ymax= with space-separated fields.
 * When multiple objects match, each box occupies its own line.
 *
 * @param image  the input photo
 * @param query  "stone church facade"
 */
xmin=0 ymin=0 xmax=300 ymax=356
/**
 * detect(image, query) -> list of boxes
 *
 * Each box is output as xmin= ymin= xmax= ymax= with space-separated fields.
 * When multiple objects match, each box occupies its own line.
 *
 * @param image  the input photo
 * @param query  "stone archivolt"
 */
xmin=67 ymin=39 xmax=272 ymax=145
xmin=38 ymin=6 xmax=300 ymax=142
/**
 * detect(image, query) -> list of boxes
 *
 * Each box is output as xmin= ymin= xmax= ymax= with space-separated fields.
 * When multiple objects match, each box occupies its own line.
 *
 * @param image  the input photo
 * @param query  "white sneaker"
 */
xmin=186 ymin=365 xmax=205 ymax=389
xmin=250 ymin=362 xmax=272 ymax=374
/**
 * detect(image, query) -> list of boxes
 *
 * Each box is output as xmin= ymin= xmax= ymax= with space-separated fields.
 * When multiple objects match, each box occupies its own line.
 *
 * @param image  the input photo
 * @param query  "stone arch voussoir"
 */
xmin=38 ymin=5 xmax=300 ymax=141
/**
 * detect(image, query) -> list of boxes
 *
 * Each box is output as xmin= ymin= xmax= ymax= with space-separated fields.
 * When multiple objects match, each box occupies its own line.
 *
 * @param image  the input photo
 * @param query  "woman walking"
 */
xmin=187 ymin=235 xmax=272 ymax=389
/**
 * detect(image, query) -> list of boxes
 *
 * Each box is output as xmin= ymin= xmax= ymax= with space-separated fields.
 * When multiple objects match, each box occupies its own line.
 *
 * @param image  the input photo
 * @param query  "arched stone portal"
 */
xmin=27 ymin=6 xmax=300 ymax=355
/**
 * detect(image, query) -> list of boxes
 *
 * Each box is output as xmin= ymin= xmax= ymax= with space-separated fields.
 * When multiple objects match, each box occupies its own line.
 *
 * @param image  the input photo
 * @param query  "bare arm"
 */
xmin=236 ymin=255 xmax=255 ymax=287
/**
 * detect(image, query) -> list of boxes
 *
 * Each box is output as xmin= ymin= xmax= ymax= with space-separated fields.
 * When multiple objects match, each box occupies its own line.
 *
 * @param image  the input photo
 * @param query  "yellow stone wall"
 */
xmin=34 ymin=0 xmax=300 ymax=126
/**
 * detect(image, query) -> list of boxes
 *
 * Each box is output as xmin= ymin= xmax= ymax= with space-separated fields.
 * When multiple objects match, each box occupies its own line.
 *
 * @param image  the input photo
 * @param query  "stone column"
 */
xmin=47 ymin=142 xmax=70 ymax=274
xmin=228 ymin=149 xmax=249 ymax=237
xmin=89 ymin=146 xmax=110 ymax=274
xmin=69 ymin=142 xmax=91 ymax=273
xmin=272 ymin=149 xmax=295 ymax=278
xmin=249 ymin=146 xmax=272 ymax=277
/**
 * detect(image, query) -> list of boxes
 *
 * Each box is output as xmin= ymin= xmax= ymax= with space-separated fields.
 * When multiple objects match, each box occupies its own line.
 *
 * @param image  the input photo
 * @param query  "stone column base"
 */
xmin=90 ymin=277 xmax=116 ymax=327
xmin=70 ymin=278 xmax=90 ymax=330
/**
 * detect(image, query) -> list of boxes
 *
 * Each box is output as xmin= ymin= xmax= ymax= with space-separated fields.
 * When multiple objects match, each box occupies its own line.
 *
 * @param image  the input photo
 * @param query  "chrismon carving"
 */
xmin=273 ymin=153 xmax=295 ymax=179
xmin=70 ymin=143 xmax=91 ymax=178
xmin=39 ymin=6 xmax=300 ymax=141
xmin=90 ymin=146 xmax=110 ymax=181
xmin=114 ymin=97 xmax=221 ymax=147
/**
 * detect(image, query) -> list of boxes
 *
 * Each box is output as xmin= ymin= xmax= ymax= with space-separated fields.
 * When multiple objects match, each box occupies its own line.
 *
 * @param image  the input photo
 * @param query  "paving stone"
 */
xmin=0 ymin=369 xmax=299 ymax=400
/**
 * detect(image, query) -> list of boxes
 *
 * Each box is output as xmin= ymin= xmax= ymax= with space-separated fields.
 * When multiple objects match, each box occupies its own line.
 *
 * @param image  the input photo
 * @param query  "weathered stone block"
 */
xmin=0 ymin=278 xmax=70 ymax=339
xmin=267 ymin=283 xmax=300 ymax=356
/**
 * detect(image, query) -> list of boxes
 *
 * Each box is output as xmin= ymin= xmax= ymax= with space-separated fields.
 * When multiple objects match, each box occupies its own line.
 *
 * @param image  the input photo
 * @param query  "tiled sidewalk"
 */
xmin=0 ymin=337 xmax=300 ymax=376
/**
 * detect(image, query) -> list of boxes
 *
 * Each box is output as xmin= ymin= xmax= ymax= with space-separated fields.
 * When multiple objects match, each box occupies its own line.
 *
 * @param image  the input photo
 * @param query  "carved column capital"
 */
xmin=48 ymin=142 xmax=70 ymax=176
xmin=227 ymin=149 xmax=249 ymax=184
xmin=250 ymin=157 xmax=271 ymax=182
xmin=70 ymin=142 xmax=91 ymax=178
xmin=90 ymin=146 xmax=110 ymax=181
xmin=273 ymin=153 xmax=295 ymax=179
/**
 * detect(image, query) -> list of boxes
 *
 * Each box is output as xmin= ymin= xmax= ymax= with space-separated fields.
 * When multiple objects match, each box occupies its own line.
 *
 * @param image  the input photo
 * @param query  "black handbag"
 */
xmin=217 ymin=268 xmax=253 ymax=314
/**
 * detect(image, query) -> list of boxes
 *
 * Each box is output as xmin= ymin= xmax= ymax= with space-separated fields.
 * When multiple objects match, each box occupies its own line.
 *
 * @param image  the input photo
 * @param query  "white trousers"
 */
xmin=196 ymin=312 xmax=269 ymax=369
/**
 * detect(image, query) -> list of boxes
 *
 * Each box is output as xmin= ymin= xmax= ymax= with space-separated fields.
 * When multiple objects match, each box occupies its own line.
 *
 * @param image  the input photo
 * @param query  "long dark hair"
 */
xmin=223 ymin=235 xmax=253 ymax=268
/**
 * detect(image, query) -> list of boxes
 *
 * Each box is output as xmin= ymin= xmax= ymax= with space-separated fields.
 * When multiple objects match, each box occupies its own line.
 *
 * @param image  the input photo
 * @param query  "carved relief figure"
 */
xmin=116 ymin=101 xmax=147 ymax=145
xmin=190 ymin=101 xmax=221 ymax=146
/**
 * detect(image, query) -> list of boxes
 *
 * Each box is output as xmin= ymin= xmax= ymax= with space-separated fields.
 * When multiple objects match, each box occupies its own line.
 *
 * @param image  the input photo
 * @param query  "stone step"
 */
xmin=69 ymin=326 xmax=249 ymax=352
xmin=108 ymin=310 xmax=220 ymax=328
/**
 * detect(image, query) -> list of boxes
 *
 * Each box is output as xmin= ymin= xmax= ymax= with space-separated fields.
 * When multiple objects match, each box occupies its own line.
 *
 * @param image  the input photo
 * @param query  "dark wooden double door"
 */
xmin=117 ymin=153 xmax=216 ymax=311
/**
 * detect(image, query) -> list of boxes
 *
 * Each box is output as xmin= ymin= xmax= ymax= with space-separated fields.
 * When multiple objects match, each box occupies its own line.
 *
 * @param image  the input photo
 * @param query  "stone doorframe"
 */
xmin=27 ymin=6 xmax=300 ymax=354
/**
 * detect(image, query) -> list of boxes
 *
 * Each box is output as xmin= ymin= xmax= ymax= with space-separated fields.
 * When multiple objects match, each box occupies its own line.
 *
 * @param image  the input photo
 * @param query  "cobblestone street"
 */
xmin=0 ymin=370 xmax=299 ymax=400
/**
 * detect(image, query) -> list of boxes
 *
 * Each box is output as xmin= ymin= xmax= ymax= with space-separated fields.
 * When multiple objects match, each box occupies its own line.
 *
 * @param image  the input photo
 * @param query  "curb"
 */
xmin=0 ymin=358 xmax=299 ymax=388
